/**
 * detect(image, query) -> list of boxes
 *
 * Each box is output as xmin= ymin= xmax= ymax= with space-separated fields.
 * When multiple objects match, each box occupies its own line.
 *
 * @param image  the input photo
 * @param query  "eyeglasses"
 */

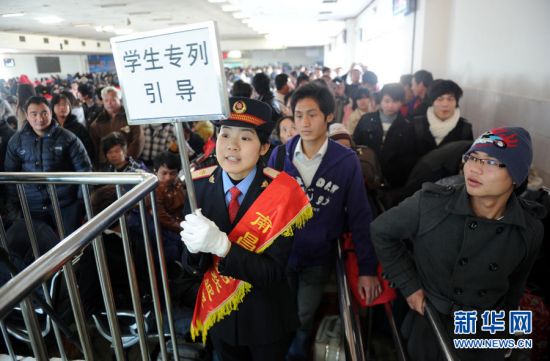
xmin=462 ymin=154 xmax=506 ymax=169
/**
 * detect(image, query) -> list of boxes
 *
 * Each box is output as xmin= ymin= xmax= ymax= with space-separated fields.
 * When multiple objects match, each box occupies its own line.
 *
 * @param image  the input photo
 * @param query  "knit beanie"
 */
xmin=465 ymin=127 xmax=532 ymax=185
xmin=329 ymin=123 xmax=353 ymax=144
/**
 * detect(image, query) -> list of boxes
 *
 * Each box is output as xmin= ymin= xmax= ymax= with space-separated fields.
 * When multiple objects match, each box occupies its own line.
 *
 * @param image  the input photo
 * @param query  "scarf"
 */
xmin=427 ymin=106 xmax=461 ymax=146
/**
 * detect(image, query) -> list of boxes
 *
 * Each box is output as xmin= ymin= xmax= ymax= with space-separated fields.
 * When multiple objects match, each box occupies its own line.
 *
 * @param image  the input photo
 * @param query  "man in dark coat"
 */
xmin=4 ymin=96 xmax=92 ymax=234
xmin=372 ymin=127 xmax=545 ymax=360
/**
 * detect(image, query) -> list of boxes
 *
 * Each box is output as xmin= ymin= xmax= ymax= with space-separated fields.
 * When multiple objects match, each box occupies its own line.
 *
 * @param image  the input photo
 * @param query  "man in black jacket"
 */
xmin=372 ymin=127 xmax=544 ymax=361
xmin=4 ymin=96 xmax=92 ymax=234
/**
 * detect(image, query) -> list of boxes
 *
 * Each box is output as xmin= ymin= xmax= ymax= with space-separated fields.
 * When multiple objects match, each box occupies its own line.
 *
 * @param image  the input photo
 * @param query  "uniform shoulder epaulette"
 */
xmin=263 ymin=167 xmax=280 ymax=180
xmin=421 ymin=182 xmax=456 ymax=196
xmin=192 ymin=165 xmax=218 ymax=180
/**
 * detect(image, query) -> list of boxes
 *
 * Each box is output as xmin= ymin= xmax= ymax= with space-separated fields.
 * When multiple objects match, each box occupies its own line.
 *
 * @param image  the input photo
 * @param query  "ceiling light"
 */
xmin=74 ymin=23 xmax=92 ymax=27
xmin=103 ymin=25 xmax=114 ymax=32
xmin=2 ymin=13 xmax=25 ymax=17
xmin=319 ymin=11 xmax=332 ymax=15
xmin=35 ymin=16 xmax=63 ymax=24
xmin=208 ymin=0 xmax=227 ymax=3
xmin=241 ymin=18 xmax=251 ymax=24
xmin=128 ymin=11 xmax=151 ymax=15
xmin=152 ymin=18 xmax=172 ymax=22
xmin=95 ymin=26 xmax=104 ymax=32
xmin=0 ymin=48 xmax=19 ymax=53
xmin=221 ymin=4 xmax=239 ymax=12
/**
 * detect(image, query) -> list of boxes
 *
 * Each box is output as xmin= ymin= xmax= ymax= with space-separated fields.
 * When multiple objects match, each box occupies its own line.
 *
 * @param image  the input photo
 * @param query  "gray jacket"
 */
xmin=371 ymin=183 xmax=544 ymax=315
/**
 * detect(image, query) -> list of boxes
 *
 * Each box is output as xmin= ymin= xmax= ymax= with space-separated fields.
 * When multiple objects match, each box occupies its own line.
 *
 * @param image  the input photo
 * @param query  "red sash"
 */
xmin=190 ymin=171 xmax=312 ymax=343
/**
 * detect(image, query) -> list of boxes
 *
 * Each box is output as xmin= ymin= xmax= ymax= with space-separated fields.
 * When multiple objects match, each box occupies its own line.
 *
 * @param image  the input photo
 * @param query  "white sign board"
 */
xmin=110 ymin=21 xmax=229 ymax=125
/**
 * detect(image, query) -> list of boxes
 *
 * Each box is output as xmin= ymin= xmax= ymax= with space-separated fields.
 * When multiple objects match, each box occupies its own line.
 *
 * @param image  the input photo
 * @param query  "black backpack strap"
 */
xmin=274 ymin=144 xmax=286 ymax=171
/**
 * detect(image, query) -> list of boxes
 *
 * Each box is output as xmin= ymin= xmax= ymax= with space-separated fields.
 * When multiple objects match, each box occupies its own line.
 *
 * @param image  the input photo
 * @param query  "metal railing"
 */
xmin=0 ymin=172 xmax=180 ymax=360
xmin=425 ymin=301 xmax=460 ymax=361
xmin=336 ymin=241 xmax=366 ymax=361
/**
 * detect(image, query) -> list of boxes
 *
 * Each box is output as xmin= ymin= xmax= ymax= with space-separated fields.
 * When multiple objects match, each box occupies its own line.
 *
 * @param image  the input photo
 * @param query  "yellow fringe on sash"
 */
xmin=190 ymin=203 xmax=313 ymax=344
xmin=282 ymin=203 xmax=313 ymax=237
xmin=191 ymin=281 xmax=252 ymax=344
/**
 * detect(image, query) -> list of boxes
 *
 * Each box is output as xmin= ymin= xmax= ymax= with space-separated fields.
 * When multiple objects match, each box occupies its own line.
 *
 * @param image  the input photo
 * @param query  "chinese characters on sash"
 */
xmin=199 ymin=211 xmax=274 ymax=306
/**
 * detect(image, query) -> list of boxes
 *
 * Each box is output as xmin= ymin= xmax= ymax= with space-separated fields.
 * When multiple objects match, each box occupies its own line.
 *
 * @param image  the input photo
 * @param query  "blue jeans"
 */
xmin=287 ymin=265 xmax=333 ymax=360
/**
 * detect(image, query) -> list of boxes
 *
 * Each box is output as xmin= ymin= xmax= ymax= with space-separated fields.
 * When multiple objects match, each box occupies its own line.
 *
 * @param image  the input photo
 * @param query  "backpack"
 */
xmin=354 ymin=145 xmax=383 ymax=190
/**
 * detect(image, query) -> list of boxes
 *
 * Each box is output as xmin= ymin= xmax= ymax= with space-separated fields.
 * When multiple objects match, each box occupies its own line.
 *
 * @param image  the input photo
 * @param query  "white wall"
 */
xmin=0 ymin=54 xmax=89 ymax=81
xmin=411 ymin=0 xmax=452 ymax=77
xmin=441 ymin=0 xmax=550 ymax=183
xmin=248 ymin=46 xmax=324 ymax=67
xmin=0 ymin=31 xmax=111 ymax=54
xmin=324 ymin=0 xmax=416 ymax=85
xmin=324 ymin=19 xmax=357 ymax=71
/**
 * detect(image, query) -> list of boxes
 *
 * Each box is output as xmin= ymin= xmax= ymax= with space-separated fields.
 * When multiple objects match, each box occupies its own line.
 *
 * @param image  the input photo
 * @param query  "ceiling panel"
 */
xmin=0 ymin=0 xmax=371 ymax=46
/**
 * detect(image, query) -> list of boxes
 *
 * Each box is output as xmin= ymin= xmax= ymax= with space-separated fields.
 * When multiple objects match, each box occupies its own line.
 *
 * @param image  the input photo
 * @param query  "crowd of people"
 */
xmin=0 ymin=62 xmax=549 ymax=361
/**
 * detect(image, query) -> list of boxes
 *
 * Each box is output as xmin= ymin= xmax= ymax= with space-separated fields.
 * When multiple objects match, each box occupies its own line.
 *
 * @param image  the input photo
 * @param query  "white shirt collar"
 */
xmin=294 ymin=137 xmax=329 ymax=160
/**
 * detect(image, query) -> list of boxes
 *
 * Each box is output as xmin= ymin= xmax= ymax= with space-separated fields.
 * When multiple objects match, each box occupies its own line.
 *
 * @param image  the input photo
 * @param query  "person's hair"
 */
xmin=351 ymin=87 xmax=371 ymax=110
xmin=60 ymin=90 xmax=79 ymax=107
xmin=413 ymin=70 xmax=433 ymax=88
xmin=275 ymin=73 xmax=289 ymax=91
xmin=255 ymin=128 xmax=271 ymax=145
xmin=77 ymin=83 xmax=93 ymax=99
xmin=50 ymin=93 xmax=72 ymax=116
xmin=252 ymin=73 xmax=271 ymax=96
xmin=427 ymin=79 xmax=463 ymax=106
xmin=194 ymin=121 xmax=214 ymax=143
xmin=101 ymin=86 xmax=120 ymax=100
xmin=5 ymin=115 xmax=17 ymax=129
xmin=91 ymin=185 xmax=118 ymax=225
xmin=153 ymin=151 xmax=181 ymax=172
xmin=275 ymin=116 xmax=294 ymax=137
xmin=291 ymin=82 xmax=335 ymax=117
xmin=362 ymin=70 xmax=378 ymax=86
xmin=101 ymin=131 xmax=127 ymax=156
xmin=400 ymin=74 xmax=413 ymax=87
xmin=296 ymin=73 xmax=310 ymax=86
xmin=322 ymin=66 xmax=331 ymax=74
xmin=24 ymin=95 xmax=49 ymax=113
xmin=379 ymin=83 xmax=405 ymax=103
xmin=17 ymin=84 xmax=37 ymax=111
xmin=95 ymin=87 xmax=104 ymax=101
xmin=231 ymin=80 xmax=253 ymax=98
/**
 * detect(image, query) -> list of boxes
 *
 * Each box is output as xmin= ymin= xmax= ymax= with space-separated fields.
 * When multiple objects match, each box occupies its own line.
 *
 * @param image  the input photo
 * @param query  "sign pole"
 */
xmin=174 ymin=121 xmax=198 ymax=212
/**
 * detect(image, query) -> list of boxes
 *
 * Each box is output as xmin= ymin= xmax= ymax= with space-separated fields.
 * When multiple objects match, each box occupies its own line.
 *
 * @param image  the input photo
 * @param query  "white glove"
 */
xmin=180 ymin=209 xmax=231 ymax=257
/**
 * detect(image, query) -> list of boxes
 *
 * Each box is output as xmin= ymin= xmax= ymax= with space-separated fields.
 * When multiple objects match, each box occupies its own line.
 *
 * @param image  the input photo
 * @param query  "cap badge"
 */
xmin=232 ymin=100 xmax=247 ymax=114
